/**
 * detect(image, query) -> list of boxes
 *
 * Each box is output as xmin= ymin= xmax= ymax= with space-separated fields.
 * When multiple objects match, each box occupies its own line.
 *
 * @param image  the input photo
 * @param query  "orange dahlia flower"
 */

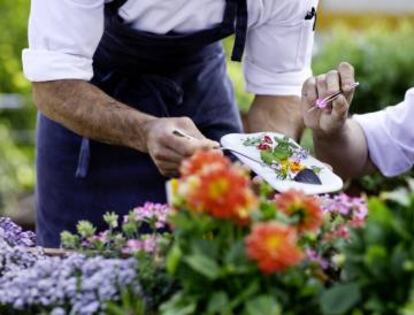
xmin=186 ymin=166 xmax=257 ymax=224
xmin=180 ymin=150 xmax=230 ymax=177
xmin=245 ymin=222 xmax=303 ymax=273
xmin=275 ymin=190 xmax=323 ymax=233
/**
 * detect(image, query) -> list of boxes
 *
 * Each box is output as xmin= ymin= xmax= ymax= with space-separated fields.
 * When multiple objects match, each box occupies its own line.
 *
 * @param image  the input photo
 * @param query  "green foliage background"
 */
xmin=1 ymin=0 xmax=414 ymax=212
xmin=0 ymin=0 xmax=34 ymax=213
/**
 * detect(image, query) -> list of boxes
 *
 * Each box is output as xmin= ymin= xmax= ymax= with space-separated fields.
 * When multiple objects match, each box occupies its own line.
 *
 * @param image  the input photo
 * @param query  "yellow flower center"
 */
xmin=265 ymin=235 xmax=282 ymax=252
xmin=208 ymin=178 xmax=230 ymax=199
xmin=290 ymin=161 xmax=304 ymax=173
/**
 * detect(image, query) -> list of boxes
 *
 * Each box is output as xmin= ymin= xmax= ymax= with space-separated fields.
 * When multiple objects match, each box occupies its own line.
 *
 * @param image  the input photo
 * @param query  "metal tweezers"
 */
xmin=308 ymin=82 xmax=360 ymax=113
xmin=172 ymin=129 xmax=266 ymax=166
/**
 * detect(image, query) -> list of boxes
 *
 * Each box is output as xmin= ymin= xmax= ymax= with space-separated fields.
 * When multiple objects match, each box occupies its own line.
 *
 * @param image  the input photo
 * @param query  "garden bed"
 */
xmin=1 ymin=151 xmax=414 ymax=315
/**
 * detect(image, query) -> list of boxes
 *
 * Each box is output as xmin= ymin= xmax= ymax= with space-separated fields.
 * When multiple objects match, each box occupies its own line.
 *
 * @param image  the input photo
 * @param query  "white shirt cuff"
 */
xmin=243 ymin=58 xmax=312 ymax=96
xmin=22 ymin=49 xmax=94 ymax=82
xmin=353 ymin=112 xmax=413 ymax=177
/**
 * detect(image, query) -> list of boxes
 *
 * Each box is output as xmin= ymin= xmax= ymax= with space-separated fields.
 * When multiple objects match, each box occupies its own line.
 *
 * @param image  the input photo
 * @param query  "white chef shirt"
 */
xmin=354 ymin=88 xmax=414 ymax=177
xmin=22 ymin=0 xmax=318 ymax=96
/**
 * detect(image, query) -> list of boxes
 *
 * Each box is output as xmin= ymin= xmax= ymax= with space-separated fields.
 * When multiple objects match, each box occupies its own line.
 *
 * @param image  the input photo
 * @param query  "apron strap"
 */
xmin=106 ymin=0 xmax=248 ymax=62
xmin=106 ymin=0 xmax=128 ymax=14
xmin=230 ymin=0 xmax=248 ymax=62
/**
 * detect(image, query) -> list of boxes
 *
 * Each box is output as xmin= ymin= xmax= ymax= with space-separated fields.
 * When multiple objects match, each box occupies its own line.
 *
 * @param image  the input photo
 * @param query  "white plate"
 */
xmin=220 ymin=132 xmax=343 ymax=195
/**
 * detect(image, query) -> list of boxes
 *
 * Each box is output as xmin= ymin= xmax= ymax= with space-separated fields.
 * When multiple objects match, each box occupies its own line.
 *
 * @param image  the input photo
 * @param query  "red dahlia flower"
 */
xmin=185 ymin=166 xmax=257 ymax=224
xmin=245 ymin=222 xmax=303 ymax=273
xmin=275 ymin=190 xmax=323 ymax=233
xmin=180 ymin=150 xmax=230 ymax=177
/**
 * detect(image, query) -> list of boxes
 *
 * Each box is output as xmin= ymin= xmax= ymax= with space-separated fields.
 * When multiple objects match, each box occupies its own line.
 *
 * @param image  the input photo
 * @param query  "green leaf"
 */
xmin=184 ymin=254 xmax=221 ymax=280
xmin=243 ymin=136 xmax=261 ymax=147
xmin=259 ymin=201 xmax=277 ymax=221
xmin=260 ymin=150 xmax=275 ymax=165
xmin=244 ymin=295 xmax=281 ymax=315
xmin=191 ymin=239 xmax=219 ymax=259
xmin=160 ymin=292 xmax=197 ymax=315
xmin=272 ymin=147 xmax=291 ymax=161
xmin=207 ymin=292 xmax=229 ymax=314
xmin=225 ymin=240 xmax=247 ymax=266
xmin=166 ymin=244 xmax=182 ymax=274
xmin=368 ymin=198 xmax=394 ymax=226
xmin=321 ymin=283 xmax=361 ymax=315
xmin=229 ymin=281 xmax=260 ymax=309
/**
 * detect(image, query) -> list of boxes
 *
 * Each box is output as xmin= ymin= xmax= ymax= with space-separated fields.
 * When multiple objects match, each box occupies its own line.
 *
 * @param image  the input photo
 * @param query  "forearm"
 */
xmin=313 ymin=119 xmax=375 ymax=179
xmin=247 ymin=95 xmax=304 ymax=141
xmin=33 ymin=80 xmax=155 ymax=152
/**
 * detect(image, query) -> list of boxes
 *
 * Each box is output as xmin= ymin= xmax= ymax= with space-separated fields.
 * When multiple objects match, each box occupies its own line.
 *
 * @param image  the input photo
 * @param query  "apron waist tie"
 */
xmin=75 ymin=138 xmax=90 ymax=178
xmin=75 ymin=75 xmax=183 ymax=179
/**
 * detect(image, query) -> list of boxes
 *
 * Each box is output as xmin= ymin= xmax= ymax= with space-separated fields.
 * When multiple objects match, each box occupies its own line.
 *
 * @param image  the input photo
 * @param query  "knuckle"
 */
xmin=178 ymin=116 xmax=193 ymax=126
xmin=316 ymin=74 xmax=326 ymax=84
xmin=339 ymin=61 xmax=354 ymax=73
xmin=152 ymin=149 xmax=165 ymax=160
xmin=304 ymin=77 xmax=316 ymax=89
xmin=327 ymin=70 xmax=339 ymax=78
xmin=305 ymin=76 xmax=315 ymax=85
xmin=327 ymin=88 xmax=337 ymax=95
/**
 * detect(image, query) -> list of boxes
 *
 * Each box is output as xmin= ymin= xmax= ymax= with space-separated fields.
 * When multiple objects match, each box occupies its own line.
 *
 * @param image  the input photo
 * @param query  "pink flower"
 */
xmin=95 ymin=231 xmax=109 ymax=242
xmin=142 ymin=238 xmax=157 ymax=252
xmin=321 ymin=194 xmax=368 ymax=226
xmin=123 ymin=237 xmax=158 ymax=254
xmin=125 ymin=239 xmax=142 ymax=251
xmin=128 ymin=203 xmax=171 ymax=229
xmin=324 ymin=224 xmax=350 ymax=242
xmin=305 ymin=249 xmax=329 ymax=270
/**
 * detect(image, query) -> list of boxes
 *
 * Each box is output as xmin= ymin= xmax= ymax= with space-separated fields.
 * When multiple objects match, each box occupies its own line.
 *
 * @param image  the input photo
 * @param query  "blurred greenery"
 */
xmin=1 ymin=0 xmax=414 ymax=214
xmin=314 ymin=22 xmax=414 ymax=114
xmin=0 ymin=0 xmax=34 ymax=214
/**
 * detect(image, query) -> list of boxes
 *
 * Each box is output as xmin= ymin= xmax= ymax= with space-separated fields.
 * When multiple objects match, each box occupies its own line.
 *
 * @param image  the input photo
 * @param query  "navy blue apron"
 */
xmin=36 ymin=0 xmax=247 ymax=247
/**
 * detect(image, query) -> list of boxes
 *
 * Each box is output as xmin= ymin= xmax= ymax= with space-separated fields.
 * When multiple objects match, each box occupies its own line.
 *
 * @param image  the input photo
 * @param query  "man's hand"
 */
xmin=143 ymin=117 xmax=219 ymax=177
xmin=301 ymin=62 xmax=356 ymax=137
xmin=300 ymin=62 xmax=375 ymax=179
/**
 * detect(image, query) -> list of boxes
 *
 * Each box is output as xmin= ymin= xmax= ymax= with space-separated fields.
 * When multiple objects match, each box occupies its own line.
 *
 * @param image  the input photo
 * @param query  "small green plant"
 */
xmin=321 ymin=186 xmax=414 ymax=315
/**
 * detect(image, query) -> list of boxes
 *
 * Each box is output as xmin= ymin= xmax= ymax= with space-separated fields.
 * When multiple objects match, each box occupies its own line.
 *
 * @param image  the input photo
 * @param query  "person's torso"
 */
xmin=108 ymin=0 xmax=264 ymax=34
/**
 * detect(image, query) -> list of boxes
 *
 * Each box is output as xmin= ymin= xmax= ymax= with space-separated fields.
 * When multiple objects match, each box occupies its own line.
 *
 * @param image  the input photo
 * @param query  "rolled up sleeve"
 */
xmin=22 ymin=0 xmax=105 ymax=82
xmin=243 ymin=0 xmax=318 ymax=96
xmin=353 ymin=88 xmax=414 ymax=177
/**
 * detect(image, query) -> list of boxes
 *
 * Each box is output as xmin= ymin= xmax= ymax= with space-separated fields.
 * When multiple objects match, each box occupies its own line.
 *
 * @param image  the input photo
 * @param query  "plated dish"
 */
xmin=220 ymin=132 xmax=344 ymax=195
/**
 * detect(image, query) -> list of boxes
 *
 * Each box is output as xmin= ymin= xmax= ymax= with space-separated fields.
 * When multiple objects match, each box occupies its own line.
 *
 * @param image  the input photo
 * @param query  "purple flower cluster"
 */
xmin=0 ymin=218 xmax=42 ymax=277
xmin=291 ymin=147 xmax=309 ymax=161
xmin=0 ymin=217 xmax=142 ymax=314
xmin=0 ymin=217 xmax=36 ymax=247
xmin=321 ymin=193 xmax=368 ymax=223
xmin=0 ymin=252 xmax=141 ymax=314
xmin=0 ymin=238 xmax=44 ymax=276
xmin=129 ymin=202 xmax=171 ymax=229
xmin=305 ymin=248 xmax=329 ymax=270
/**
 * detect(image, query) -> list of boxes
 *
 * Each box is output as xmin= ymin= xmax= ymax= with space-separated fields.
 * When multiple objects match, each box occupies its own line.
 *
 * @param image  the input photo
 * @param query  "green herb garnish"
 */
xmin=243 ymin=137 xmax=262 ymax=147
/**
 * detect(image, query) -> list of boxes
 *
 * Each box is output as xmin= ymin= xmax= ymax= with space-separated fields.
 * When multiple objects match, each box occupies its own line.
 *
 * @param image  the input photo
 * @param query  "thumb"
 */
xmin=331 ymin=95 xmax=349 ymax=122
